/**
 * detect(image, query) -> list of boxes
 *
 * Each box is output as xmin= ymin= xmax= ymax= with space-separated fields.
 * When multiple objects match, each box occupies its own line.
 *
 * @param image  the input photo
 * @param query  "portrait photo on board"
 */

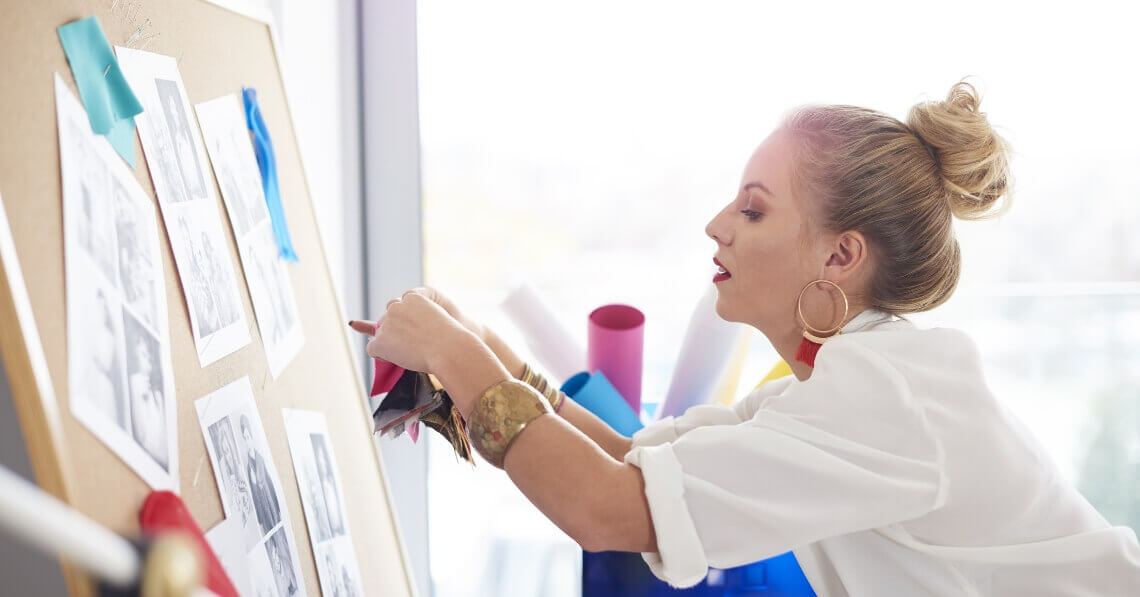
xmin=57 ymin=73 xmax=179 ymax=490
xmin=155 ymin=77 xmax=207 ymax=203
xmin=207 ymin=416 xmax=262 ymax=551
xmin=116 ymin=47 xmax=251 ymax=366
xmin=197 ymin=378 xmax=307 ymax=597
xmin=173 ymin=206 xmax=242 ymax=338
xmin=196 ymin=93 xmax=303 ymax=378
xmin=122 ymin=309 xmax=169 ymax=471
xmin=266 ymin=526 xmax=300 ymax=597
xmin=283 ymin=409 xmax=364 ymax=597
xmin=113 ymin=178 xmax=159 ymax=329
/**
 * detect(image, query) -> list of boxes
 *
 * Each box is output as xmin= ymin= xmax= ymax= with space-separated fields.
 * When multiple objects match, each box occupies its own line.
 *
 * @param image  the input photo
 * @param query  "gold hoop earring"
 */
xmin=794 ymin=279 xmax=849 ymax=367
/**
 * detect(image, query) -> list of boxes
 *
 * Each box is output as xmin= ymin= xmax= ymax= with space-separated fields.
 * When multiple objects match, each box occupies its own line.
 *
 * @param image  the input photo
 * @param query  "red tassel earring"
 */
xmin=795 ymin=279 xmax=848 ymax=368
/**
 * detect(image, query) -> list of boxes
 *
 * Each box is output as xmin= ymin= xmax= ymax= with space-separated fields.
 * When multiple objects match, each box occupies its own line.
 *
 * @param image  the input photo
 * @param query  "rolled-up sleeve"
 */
xmin=623 ymin=339 xmax=947 ymax=588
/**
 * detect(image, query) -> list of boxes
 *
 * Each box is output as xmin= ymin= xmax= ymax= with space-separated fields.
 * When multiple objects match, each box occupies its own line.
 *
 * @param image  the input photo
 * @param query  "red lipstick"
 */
xmin=713 ymin=257 xmax=731 ymax=283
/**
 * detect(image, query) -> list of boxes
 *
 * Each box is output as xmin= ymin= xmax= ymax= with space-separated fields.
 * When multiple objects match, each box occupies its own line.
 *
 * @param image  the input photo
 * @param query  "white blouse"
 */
xmin=624 ymin=309 xmax=1140 ymax=595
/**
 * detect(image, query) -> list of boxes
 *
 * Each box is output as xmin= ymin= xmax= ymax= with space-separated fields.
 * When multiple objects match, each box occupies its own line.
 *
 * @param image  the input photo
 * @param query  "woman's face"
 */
xmin=705 ymin=128 xmax=830 ymax=338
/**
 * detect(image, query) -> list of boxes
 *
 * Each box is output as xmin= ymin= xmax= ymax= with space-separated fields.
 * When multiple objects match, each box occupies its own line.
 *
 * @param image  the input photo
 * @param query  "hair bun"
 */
xmin=907 ymin=81 xmax=1011 ymax=220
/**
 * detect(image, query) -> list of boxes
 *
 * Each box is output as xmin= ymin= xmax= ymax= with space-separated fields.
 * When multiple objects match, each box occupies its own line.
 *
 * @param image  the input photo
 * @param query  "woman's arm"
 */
xmin=431 ymin=329 xmax=656 ymax=554
xmin=481 ymin=326 xmax=634 ymax=462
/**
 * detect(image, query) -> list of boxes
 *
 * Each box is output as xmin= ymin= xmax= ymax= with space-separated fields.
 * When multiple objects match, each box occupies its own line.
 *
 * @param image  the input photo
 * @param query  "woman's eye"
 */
xmin=741 ymin=209 xmax=762 ymax=221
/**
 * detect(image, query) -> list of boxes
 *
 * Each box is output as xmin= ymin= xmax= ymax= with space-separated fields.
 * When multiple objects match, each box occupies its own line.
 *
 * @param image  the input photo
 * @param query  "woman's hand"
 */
xmin=349 ymin=291 xmax=475 ymax=374
xmin=405 ymin=286 xmax=487 ymax=341
xmin=349 ymin=285 xmax=525 ymax=379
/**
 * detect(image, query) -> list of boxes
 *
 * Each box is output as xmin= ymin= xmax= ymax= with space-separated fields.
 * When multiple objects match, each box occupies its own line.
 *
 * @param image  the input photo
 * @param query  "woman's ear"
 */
xmin=822 ymin=230 xmax=868 ymax=282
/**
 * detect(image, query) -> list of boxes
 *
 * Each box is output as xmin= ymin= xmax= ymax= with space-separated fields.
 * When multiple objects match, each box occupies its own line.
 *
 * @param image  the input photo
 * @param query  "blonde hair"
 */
xmin=783 ymin=81 xmax=1011 ymax=314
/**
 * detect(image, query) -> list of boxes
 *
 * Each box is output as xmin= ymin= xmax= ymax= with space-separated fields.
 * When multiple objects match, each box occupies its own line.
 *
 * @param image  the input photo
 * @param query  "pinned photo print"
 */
xmin=122 ymin=309 xmax=169 ymax=471
xmin=57 ymin=74 xmax=178 ymax=490
xmin=196 ymin=94 xmax=303 ymax=378
xmin=283 ymin=409 xmax=363 ymax=597
xmin=115 ymin=47 xmax=251 ymax=366
xmin=197 ymin=378 xmax=307 ymax=597
xmin=154 ymin=77 xmax=207 ymax=203
xmin=113 ymin=178 xmax=159 ymax=330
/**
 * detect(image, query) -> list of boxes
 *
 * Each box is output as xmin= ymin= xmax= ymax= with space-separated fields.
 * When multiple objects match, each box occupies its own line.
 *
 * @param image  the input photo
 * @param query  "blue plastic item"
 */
xmin=561 ymin=370 xmax=644 ymax=437
xmin=582 ymin=550 xmax=815 ymax=596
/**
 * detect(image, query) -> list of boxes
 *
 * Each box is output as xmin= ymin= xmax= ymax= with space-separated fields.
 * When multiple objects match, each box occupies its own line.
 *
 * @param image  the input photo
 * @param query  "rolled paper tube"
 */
xmin=754 ymin=360 xmax=794 ymax=392
xmin=587 ymin=304 xmax=645 ymax=413
xmin=500 ymin=284 xmax=585 ymax=383
xmin=657 ymin=283 xmax=742 ymax=420
xmin=712 ymin=326 xmax=755 ymax=406
xmin=561 ymin=371 xmax=643 ymax=437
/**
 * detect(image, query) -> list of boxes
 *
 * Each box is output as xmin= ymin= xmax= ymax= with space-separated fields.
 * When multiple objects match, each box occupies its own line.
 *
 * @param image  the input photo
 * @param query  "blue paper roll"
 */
xmin=561 ymin=370 xmax=644 ymax=437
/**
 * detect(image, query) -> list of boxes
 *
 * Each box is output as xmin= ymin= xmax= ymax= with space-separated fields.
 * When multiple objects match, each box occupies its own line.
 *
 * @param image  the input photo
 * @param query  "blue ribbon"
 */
xmin=242 ymin=87 xmax=298 ymax=262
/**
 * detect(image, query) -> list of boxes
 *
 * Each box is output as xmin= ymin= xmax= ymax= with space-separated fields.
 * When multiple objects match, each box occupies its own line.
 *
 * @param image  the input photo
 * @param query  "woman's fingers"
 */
xmin=348 ymin=319 xmax=378 ymax=336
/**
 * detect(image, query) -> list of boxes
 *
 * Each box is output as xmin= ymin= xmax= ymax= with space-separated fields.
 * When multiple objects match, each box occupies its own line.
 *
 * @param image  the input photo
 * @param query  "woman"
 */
xmin=351 ymin=82 xmax=1140 ymax=594
xmin=126 ymin=331 xmax=167 ymax=470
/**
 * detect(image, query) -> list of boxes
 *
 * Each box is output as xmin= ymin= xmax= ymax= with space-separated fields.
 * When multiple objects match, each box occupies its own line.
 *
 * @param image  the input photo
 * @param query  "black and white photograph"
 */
xmin=283 ymin=409 xmax=364 ymax=597
xmin=242 ymin=412 xmax=282 ymax=536
xmin=174 ymin=206 xmax=242 ymax=337
xmin=207 ymin=416 xmax=261 ymax=547
xmin=316 ymin=543 xmax=360 ymax=597
xmin=122 ymin=309 xmax=169 ymax=471
xmin=209 ymin=131 xmax=268 ymax=237
xmin=311 ymin=433 xmax=344 ymax=537
xmin=266 ymin=527 xmax=300 ymax=597
xmin=116 ymin=46 xmax=251 ymax=367
xmin=57 ymin=74 xmax=179 ymax=491
xmin=248 ymin=226 xmax=300 ymax=350
xmin=155 ymin=77 xmax=207 ymax=203
xmin=196 ymin=94 xmax=304 ymax=378
xmin=197 ymin=378 xmax=307 ymax=597
xmin=114 ymin=180 xmax=159 ymax=330
xmin=84 ymin=286 xmax=128 ymax=430
xmin=72 ymin=141 xmax=119 ymax=285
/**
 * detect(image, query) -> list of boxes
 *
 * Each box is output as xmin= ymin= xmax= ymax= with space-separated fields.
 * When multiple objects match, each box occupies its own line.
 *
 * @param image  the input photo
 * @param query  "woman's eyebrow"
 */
xmin=742 ymin=181 xmax=773 ymax=196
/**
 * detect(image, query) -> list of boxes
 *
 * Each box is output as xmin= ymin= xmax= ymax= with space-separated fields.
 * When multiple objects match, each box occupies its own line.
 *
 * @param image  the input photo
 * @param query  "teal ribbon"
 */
xmin=57 ymin=16 xmax=143 ymax=167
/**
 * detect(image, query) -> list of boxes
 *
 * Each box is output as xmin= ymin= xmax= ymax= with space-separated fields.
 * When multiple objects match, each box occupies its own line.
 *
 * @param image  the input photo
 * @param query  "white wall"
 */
xmin=273 ymin=0 xmax=355 ymax=309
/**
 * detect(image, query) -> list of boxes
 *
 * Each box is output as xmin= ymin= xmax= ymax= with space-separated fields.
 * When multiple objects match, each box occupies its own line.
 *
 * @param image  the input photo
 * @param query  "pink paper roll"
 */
xmin=587 ymin=304 xmax=645 ymax=414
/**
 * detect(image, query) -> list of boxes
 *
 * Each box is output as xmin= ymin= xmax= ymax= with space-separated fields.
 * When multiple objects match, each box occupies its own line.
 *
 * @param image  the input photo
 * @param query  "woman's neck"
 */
xmin=766 ymin=305 xmax=871 ymax=382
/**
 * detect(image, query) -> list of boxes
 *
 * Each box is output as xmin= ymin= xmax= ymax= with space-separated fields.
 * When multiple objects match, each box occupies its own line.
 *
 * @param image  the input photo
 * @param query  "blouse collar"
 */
xmin=839 ymin=307 xmax=896 ymax=335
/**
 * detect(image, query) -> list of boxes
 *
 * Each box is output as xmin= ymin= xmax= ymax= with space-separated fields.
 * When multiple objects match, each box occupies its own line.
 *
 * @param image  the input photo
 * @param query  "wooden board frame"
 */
xmin=0 ymin=1 xmax=416 ymax=595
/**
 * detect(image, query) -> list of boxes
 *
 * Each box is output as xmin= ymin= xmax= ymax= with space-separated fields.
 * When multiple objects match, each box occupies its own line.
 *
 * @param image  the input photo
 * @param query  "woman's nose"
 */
xmin=706 ymin=206 xmax=730 ymax=245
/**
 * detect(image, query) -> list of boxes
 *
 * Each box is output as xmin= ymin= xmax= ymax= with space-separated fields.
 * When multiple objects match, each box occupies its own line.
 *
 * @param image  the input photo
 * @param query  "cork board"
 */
xmin=0 ymin=1 xmax=415 ymax=595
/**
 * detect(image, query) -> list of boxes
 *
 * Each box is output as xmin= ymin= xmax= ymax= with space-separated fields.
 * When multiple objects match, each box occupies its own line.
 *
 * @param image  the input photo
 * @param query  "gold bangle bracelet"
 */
xmin=548 ymin=389 xmax=565 ymax=413
xmin=520 ymin=362 xmax=538 ymax=387
xmin=520 ymin=362 xmax=559 ymax=411
xmin=466 ymin=379 xmax=552 ymax=468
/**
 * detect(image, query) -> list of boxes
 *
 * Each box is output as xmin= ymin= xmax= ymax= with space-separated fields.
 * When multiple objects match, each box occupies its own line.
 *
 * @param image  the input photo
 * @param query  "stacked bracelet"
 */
xmin=466 ymin=379 xmax=552 ymax=468
xmin=519 ymin=363 xmax=566 ymax=414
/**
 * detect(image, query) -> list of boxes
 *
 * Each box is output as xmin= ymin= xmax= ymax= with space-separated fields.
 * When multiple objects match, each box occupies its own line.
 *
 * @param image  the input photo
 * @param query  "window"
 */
xmin=418 ymin=2 xmax=1140 ymax=595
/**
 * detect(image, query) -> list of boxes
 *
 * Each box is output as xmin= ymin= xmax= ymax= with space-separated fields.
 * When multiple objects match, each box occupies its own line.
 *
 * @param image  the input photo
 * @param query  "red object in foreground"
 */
xmin=139 ymin=490 xmax=239 ymax=597
xmin=371 ymin=359 xmax=407 ymax=397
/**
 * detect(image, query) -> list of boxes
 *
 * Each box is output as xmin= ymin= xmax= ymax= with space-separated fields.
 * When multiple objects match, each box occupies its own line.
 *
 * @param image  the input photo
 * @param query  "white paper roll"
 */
xmin=657 ymin=283 xmax=745 ymax=420
xmin=0 ymin=465 xmax=139 ymax=588
xmin=500 ymin=284 xmax=586 ymax=384
xmin=712 ymin=326 xmax=755 ymax=406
